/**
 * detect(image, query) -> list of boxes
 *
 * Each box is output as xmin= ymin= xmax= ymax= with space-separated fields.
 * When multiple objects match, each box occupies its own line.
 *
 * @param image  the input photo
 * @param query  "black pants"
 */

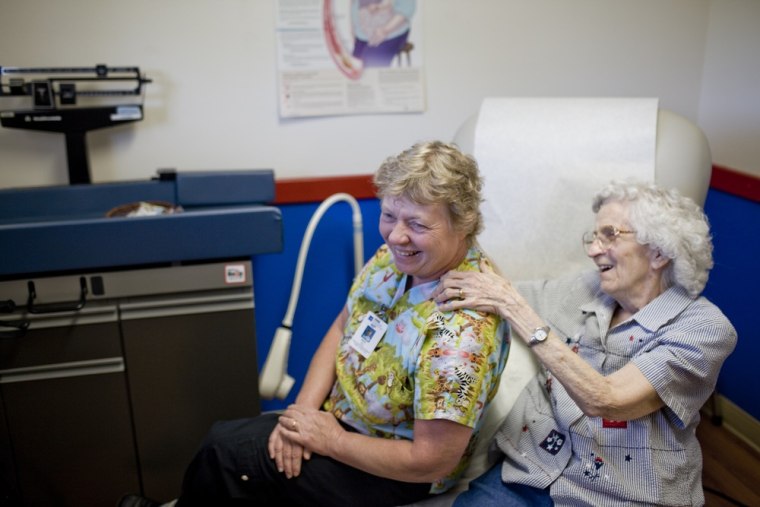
xmin=175 ymin=412 xmax=433 ymax=507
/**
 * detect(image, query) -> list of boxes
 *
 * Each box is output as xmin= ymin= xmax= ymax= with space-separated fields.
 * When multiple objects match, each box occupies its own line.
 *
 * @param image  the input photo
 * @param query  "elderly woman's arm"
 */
xmin=433 ymin=270 xmax=663 ymax=421
xmin=279 ymin=406 xmax=473 ymax=482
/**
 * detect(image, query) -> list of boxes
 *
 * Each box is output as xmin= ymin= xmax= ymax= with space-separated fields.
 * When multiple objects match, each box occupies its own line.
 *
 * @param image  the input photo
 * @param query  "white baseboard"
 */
xmin=702 ymin=393 xmax=760 ymax=455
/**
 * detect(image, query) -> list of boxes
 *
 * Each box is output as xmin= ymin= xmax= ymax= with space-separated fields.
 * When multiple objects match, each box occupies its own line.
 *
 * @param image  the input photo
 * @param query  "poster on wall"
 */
xmin=275 ymin=0 xmax=425 ymax=118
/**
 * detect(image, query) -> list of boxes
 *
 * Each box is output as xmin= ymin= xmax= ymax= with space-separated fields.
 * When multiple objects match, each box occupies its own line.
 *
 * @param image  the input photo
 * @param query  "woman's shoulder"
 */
xmin=468 ymin=245 xmax=501 ymax=273
xmin=682 ymin=293 xmax=738 ymax=338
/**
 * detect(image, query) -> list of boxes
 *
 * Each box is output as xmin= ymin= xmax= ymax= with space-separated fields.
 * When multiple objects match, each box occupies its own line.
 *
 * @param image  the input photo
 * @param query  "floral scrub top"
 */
xmin=323 ymin=244 xmax=509 ymax=494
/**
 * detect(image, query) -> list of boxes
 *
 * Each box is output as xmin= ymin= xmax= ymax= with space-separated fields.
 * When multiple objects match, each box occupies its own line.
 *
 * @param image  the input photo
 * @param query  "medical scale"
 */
xmin=0 ymin=64 xmax=151 ymax=184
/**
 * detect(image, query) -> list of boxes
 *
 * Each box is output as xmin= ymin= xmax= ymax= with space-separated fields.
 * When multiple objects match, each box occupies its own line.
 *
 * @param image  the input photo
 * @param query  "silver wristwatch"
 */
xmin=529 ymin=326 xmax=550 ymax=347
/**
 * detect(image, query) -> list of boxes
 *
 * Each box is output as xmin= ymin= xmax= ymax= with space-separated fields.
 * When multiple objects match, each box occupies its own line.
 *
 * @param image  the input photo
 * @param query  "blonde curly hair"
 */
xmin=373 ymin=141 xmax=484 ymax=246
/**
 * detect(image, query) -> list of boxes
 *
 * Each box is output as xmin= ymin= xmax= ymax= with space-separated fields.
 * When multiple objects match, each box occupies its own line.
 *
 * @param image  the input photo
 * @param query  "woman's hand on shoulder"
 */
xmin=433 ymin=264 xmax=515 ymax=318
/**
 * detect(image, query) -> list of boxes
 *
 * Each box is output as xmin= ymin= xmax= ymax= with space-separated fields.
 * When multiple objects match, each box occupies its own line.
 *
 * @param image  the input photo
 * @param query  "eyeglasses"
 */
xmin=582 ymin=225 xmax=636 ymax=252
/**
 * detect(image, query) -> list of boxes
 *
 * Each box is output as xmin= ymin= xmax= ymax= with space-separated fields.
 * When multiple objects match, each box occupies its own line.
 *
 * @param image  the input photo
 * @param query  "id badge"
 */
xmin=349 ymin=311 xmax=388 ymax=358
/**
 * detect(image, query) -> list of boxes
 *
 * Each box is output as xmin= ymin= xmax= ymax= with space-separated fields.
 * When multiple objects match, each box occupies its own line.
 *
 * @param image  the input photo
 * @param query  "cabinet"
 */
xmin=0 ymin=261 xmax=261 ymax=506
xmin=0 ymin=303 xmax=139 ymax=506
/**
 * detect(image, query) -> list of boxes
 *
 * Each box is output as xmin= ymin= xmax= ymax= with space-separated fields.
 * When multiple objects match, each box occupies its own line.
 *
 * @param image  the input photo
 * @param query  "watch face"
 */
xmin=530 ymin=327 xmax=549 ymax=346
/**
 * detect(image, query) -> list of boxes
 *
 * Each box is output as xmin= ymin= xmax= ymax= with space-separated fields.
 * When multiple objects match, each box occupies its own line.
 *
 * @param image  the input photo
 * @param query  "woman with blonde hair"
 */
xmin=121 ymin=141 xmax=508 ymax=507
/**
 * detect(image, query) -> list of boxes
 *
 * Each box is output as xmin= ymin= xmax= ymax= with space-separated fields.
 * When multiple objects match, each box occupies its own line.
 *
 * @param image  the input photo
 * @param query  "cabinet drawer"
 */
xmin=1 ymin=368 xmax=139 ymax=506
xmin=0 ymin=303 xmax=120 ymax=370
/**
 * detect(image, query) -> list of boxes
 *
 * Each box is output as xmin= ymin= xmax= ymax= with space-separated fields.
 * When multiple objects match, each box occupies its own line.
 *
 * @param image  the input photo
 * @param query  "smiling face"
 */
xmin=379 ymin=194 xmax=469 ymax=286
xmin=587 ymin=200 xmax=669 ymax=313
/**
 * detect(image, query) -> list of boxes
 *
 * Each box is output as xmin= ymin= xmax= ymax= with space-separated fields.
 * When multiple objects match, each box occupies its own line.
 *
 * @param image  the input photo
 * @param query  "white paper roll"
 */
xmin=473 ymin=97 xmax=658 ymax=280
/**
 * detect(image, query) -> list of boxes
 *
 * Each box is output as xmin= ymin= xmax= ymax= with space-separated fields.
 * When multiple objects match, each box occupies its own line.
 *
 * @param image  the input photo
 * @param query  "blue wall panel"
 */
xmin=702 ymin=189 xmax=760 ymax=420
xmin=253 ymin=199 xmax=383 ymax=411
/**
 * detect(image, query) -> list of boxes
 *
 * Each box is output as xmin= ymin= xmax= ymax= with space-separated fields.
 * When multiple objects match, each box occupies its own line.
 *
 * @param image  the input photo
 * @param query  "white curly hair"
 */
xmin=592 ymin=180 xmax=713 ymax=298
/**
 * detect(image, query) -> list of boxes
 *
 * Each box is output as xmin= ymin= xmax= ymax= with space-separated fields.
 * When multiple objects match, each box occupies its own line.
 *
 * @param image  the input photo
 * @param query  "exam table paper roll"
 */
xmin=473 ymin=97 xmax=658 ymax=281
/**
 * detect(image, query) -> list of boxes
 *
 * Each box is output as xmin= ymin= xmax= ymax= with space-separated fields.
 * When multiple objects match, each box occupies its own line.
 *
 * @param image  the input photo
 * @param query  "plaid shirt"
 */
xmin=495 ymin=270 xmax=736 ymax=506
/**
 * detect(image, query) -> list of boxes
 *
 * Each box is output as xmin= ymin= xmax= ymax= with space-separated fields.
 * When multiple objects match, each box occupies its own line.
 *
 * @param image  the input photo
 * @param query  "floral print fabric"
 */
xmin=323 ymin=244 xmax=508 ymax=493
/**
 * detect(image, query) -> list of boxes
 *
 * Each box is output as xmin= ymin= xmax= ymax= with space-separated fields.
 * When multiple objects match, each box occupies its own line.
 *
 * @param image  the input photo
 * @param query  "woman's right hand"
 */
xmin=268 ymin=421 xmax=311 ymax=479
xmin=433 ymin=262 xmax=543 ymax=341
xmin=433 ymin=268 xmax=513 ymax=317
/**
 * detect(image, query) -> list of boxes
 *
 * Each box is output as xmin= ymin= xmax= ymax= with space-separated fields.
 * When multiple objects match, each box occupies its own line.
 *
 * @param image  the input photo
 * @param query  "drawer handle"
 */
xmin=0 ymin=357 xmax=124 ymax=384
xmin=0 ymin=318 xmax=29 ymax=339
xmin=27 ymin=276 xmax=88 ymax=314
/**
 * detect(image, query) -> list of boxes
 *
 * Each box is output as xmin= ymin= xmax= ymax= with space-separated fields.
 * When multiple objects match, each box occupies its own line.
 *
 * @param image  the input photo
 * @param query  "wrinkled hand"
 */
xmin=433 ymin=262 xmax=520 ymax=318
xmin=277 ymin=405 xmax=345 ymax=459
xmin=433 ymin=261 xmax=543 ymax=342
xmin=268 ymin=417 xmax=311 ymax=479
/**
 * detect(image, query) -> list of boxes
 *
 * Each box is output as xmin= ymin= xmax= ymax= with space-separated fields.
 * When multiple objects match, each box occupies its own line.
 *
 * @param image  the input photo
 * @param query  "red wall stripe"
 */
xmin=274 ymin=174 xmax=376 ymax=204
xmin=710 ymin=165 xmax=760 ymax=203
xmin=274 ymin=166 xmax=759 ymax=205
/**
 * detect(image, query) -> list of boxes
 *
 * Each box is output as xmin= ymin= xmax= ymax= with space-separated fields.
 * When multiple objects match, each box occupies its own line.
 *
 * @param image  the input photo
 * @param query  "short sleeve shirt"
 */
xmin=495 ymin=270 xmax=737 ymax=506
xmin=323 ymin=244 xmax=509 ymax=494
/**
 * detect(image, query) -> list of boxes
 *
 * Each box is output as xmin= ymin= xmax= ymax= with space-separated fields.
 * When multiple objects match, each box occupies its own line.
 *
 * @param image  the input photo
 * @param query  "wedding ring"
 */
xmin=291 ymin=420 xmax=297 ymax=431
xmin=459 ymin=288 xmax=464 ymax=299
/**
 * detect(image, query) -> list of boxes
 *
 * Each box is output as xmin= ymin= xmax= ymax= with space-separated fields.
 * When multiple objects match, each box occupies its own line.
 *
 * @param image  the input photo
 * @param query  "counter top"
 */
xmin=0 ymin=170 xmax=283 ymax=278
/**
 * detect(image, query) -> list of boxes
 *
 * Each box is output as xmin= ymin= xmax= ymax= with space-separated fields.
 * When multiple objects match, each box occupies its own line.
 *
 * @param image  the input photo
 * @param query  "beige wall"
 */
xmin=0 ymin=0 xmax=757 ymax=189
xmin=699 ymin=0 xmax=760 ymax=177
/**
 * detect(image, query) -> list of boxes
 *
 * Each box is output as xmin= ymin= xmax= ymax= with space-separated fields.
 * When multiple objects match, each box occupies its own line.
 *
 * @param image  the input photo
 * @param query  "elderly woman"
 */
xmin=120 ymin=141 xmax=508 ymax=507
xmin=433 ymin=181 xmax=736 ymax=506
